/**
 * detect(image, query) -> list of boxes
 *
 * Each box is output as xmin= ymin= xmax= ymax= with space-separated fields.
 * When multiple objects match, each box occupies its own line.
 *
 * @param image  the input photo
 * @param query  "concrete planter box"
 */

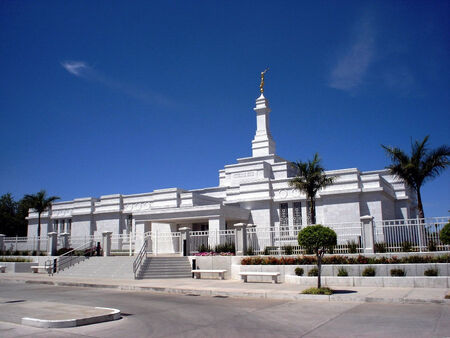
xmin=285 ymin=275 xmax=450 ymax=288
xmin=238 ymin=263 xmax=449 ymax=278
xmin=0 ymin=262 xmax=37 ymax=273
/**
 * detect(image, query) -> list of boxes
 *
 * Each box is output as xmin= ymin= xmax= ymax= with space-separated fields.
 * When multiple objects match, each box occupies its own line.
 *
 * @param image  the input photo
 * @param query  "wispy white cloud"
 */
xmin=329 ymin=14 xmax=375 ymax=91
xmin=61 ymin=61 xmax=89 ymax=77
xmin=61 ymin=60 xmax=177 ymax=107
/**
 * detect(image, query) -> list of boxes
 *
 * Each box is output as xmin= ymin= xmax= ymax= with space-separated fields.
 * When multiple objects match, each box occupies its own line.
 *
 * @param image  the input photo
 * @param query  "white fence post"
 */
xmin=360 ymin=215 xmax=375 ymax=254
xmin=60 ymin=233 xmax=70 ymax=249
xmin=234 ymin=223 xmax=247 ymax=255
xmin=0 ymin=234 xmax=5 ymax=252
xmin=47 ymin=232 xmax=58 ymax=256
xmin=102 ymin=231 xmax=112 ymax=256
xmin=179 ymin=227 xmax=190 ymax=256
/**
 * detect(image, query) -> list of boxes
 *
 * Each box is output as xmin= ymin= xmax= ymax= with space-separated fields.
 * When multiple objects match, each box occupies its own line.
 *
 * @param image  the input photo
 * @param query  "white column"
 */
xmin=47 ymin=232 xmax=58 ymax=256
xmin=60 ymin=233 xmax=70 ymax=249
xmin=208 ymin=217 xmax=225 ymax=249
xmin=102 ymin=231 xmax=112 ymax=256
xmin=0 ymin=234 xmax=5 ymax=252
xmin=179 ymin=227 xmax=191 ymax=256
xmin=360 ymin=215 xmax=375 ymax=254
xmin=234 ymin=223 xmax=248 ymax=256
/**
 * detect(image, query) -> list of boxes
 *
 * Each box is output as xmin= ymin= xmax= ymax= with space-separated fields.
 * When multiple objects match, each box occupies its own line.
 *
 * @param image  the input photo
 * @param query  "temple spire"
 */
xmin=251 ymin=69 xmax=276 ymax=157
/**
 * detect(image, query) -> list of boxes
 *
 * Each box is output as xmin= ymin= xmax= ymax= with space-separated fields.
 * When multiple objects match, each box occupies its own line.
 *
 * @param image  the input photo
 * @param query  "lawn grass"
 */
xmin=302 ymin=287 xmax=334 ymax=295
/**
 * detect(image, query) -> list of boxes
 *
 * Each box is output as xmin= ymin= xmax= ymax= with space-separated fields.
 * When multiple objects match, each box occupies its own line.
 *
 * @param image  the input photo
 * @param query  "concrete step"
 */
xmin=138 ymin=257 xmax=192 ymax=280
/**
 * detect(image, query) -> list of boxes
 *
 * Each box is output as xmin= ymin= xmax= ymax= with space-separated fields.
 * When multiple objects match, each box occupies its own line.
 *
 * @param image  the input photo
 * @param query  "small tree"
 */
xmin=289 ymin=153 xmax=334 ymax=224
xmin=441 ymin=222 xmax=450 ymax=245
xmin=298 ymin=225 xmax=337 ymax=288
xmin=23 ymin=190 xmax=59 ymax=255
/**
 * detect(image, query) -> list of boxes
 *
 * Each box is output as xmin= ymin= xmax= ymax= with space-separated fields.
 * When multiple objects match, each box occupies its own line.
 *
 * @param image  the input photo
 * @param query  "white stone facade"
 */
xmin=27 ymin=92 xmax=417 ymax=241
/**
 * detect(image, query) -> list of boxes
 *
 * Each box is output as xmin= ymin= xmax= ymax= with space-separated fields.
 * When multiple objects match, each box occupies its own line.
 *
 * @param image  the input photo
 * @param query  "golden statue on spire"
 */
xmin=260 ymin=67 xmax=269 ymax=93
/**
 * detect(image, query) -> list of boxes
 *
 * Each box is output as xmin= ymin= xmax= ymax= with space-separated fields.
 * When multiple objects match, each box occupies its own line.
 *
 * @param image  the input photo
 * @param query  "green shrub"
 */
xmin=295 ymin=267 xmax=304 ymax=276
xmin=302 ymin=287 xmax=333 ymax=295
xmin=263 ymin=247 xmax=271 ymax=255
xmin=401 ymin=241 xmax=413 ymax=252
xmin=56 ymin=248 xmax=73 ymax=256
xmin=362 ymin=266 xmax=376 ymax=277
xmin=440 ymin=223 xmax=450 ymax=245
xmin=0 ymin=257 xmax=32 ymax=262
xmin=347 ymin=240 xmax=358 ymax=254
xmin=374 ymin=242 xmax=386 ymax=253
xmin=308 ymin=267 xmax=318 ymax=276
xmin=283 ymin=245 xmax=293 ymax=255
xmin=424 ymin=268 xmax=438 ymax=276
xmin=328 ymin=245 xmax=335 ymax=254
xmin=390 ymin=268 xmax=405 ymax=277
xmin=245 ymin=246 xmax=255 ymax=256
xmin=427 ymin=240 xmax=437 ymax=252
xmin=197 ymin=244 xmax=211 ymax=253
xmin=214 ymin=242 xmax=235 ymax=254
xmin=337 ymin=267 xmax=348 ymax=277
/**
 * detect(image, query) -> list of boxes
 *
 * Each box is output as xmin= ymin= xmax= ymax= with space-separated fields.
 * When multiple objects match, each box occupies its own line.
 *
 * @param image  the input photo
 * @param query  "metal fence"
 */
xmin=2 ymin=217 xmax=449 ymax=256
xmin=2 ymin=236 xmax=48 ymax=253
xmin=374 ymin=217 xmax=449 ymax=252
xmin=190 ymin=230 xmax=235 ymax=253
xmin=246 ymin=222 xmax=364 ymax=255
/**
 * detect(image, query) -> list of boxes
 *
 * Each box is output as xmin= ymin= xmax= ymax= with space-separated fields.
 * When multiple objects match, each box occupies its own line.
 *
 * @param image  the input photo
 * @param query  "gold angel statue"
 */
xmin=260 ymin=68 xmax=269 ymax=93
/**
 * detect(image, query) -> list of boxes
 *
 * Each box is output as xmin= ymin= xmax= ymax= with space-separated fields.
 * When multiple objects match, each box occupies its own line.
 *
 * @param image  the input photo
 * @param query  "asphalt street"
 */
xmin=0 ymin=282 xmax=448 ymax=337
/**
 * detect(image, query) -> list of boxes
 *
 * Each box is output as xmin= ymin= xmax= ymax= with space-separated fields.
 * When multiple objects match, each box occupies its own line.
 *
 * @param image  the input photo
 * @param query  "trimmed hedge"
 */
xmin=241 ymin=254 xmax=450 ymax=265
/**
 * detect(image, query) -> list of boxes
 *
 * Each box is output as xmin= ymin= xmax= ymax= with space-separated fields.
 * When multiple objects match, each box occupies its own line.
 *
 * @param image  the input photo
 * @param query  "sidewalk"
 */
xmin=1 ymin=272 xmax=449 ymax=305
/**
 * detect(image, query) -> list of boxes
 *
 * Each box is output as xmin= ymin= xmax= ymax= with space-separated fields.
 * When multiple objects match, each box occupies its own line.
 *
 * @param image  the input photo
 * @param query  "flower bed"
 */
xmin=193 ymin=252 xmax=234 ymax=256
xmin=241 ymin=254 xmax=450 ymax=265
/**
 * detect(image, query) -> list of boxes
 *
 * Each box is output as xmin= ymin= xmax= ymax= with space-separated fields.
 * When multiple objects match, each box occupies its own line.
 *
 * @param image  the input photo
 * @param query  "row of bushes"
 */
xmin=241 ymin=254 xmax=450 ymax=265
xmin=197 ymin=242 xmax=235 ymax=254
xmin=0 ymin=250 xmax=46 ymax=256
xmin=0 ymin=256 xmax=33 ymax=262
xmin=294 ymin=266 xmax=440 ymax=277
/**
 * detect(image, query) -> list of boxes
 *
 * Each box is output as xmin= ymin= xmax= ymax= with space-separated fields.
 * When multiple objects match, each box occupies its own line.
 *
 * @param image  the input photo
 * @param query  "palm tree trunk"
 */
xmin=37 ymin=213 xmax=41 ymax=255
xmin=310 ymin=198 xmax=316 ymax=225
xmin=416 ymin=189 xmax=425 ymax=219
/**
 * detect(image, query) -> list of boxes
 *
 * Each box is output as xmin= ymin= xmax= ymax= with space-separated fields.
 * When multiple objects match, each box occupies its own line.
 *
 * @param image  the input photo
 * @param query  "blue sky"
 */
xmin=1 ymin=1 xmax=449 ymax=216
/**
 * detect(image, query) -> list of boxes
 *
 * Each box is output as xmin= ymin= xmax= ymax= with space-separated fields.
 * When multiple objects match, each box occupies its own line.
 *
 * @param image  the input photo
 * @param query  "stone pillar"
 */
xmin=360 ymin=215 xmax=375 ymax=254
xmin=0 ymin=234 xmax=5 ymax=252
xmin=60 ymin=233 xmax=70 ymax=249
xmin=179 ymin=227 xmax=191 ymax=256
xmin=47 ymin=232 xmax=58 ymax=256
xmin=234 ymin=223 xmax=248 ymax=256
xmin=102 ymin=231 xmax=113 ymax=256
xmin=208 ymin=217 xmax=225 ymax=250
xmin=134 ymin=220 xmax=149 ymax=255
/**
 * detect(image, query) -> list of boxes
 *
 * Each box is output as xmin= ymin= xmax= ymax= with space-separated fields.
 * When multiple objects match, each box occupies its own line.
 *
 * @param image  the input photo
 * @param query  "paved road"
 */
xmin=0 ymin=282 xmax=448 ymax=337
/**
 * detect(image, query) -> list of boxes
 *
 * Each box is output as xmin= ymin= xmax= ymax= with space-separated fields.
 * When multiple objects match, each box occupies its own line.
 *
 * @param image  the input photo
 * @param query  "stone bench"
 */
xmin=192 ymin=270 xmax=227 ymax=280
xmin=0 ymin=266 xmax=5 ymax=273
xmin=239 ymin=272 xmax=281 ymax=284
xmin=31 ymin=266 xmax=51 ymax=274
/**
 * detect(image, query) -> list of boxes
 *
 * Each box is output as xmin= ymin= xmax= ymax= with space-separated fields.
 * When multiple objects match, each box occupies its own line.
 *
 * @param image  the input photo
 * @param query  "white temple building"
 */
xmin=27 ymin=86 xmax=417 ymax=244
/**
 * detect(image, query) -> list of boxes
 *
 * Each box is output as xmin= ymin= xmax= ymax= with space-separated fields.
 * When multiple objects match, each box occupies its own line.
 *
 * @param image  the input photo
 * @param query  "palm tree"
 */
xmin=23 ymin=190 xmax=60 ymax=254
xmin=382 ymin=136 xmax=449 ymax=219
xmin=289 ymin=153 xmax=334 ymax=225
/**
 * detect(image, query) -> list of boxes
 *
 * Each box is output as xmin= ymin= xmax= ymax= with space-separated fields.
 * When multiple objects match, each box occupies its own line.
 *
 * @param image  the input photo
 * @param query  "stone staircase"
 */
xmin=56 ymin=256 xmax=135 ymax=280
xmin=136 ymin=256 xmax=192 ymax=279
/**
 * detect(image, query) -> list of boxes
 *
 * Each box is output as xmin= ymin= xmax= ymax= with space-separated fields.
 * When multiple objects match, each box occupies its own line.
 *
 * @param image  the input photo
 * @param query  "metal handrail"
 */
xmin=133 ymin=238 xmax=147 ymax=279
xmin=45 ymin=240 xmax=99 ymax=275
